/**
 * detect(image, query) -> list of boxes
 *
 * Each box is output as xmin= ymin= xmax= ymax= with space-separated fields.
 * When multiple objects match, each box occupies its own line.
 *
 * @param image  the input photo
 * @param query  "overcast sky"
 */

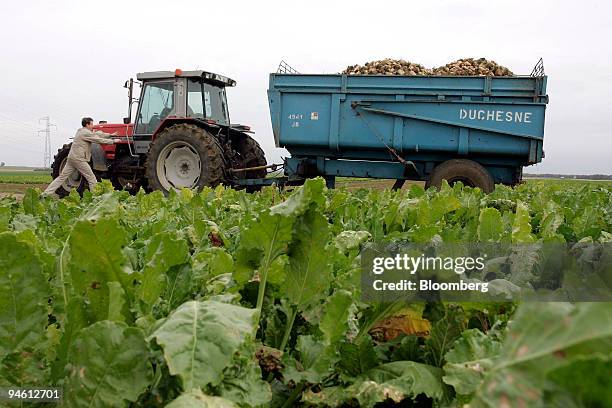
xmin=0 ymin=0 xmax=610 ymax=173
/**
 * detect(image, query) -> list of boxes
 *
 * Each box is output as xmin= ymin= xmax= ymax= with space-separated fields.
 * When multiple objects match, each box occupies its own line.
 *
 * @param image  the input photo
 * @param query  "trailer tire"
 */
xmin=49 ymin=143 xmax=87 ymax=198
xmin=145 ymin=124 xmax=226 ymax=194
xmin=425 ymin=159 xmax=494 ymax=193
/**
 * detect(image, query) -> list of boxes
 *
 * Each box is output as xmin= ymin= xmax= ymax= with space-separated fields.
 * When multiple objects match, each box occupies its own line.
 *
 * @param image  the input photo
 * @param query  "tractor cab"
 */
xmin=129 ymin=69 xmax=236 ymax=136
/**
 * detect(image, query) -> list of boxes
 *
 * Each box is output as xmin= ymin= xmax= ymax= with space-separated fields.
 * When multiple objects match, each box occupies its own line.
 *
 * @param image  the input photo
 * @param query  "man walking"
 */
xmin=43 ymin=117 xmax=116 ymax=197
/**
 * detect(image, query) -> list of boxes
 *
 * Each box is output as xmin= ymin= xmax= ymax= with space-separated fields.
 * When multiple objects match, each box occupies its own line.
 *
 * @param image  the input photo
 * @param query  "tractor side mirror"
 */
xmin=123 ymin=117 xmax=131 ymax=124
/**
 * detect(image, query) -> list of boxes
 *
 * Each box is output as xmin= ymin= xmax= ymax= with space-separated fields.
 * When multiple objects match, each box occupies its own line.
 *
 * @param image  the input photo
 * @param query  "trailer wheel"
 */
xmin=425 ymin=159 xmax=494 ymax=193
xmin=49 ymin=143 xmax=87 ymax=197
xmin=145 ymin=124 xmax=225 ymax=193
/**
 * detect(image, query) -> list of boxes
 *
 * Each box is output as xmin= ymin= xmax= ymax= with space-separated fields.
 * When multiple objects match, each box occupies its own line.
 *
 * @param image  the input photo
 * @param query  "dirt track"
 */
xmin=0 ymin=179 xmax=425 ymax=200
xmin=336 ymin=179 xmax=424 ymax=191
xmin=0 ymin=183 xmax=48 ymax=200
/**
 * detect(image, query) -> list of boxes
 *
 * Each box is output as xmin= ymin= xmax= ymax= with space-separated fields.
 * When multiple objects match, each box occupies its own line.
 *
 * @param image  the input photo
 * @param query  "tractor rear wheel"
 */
xmin=231 ymin=134 xmax=267 ymax=179
xmin=425 ymin=159 xmax=494 ymax=193
xmin=111 ymin=174 xmax=138 ymax=193
xmin=49 ymin=144 xmax=87 ymax=197
xmin=145 ymin=124 xmax=225 ymax=193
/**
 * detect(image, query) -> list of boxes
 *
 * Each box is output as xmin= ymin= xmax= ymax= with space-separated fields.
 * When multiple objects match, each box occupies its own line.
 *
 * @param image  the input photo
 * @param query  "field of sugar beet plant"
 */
xmin=0 ymin=178 xmax=611 ymax=407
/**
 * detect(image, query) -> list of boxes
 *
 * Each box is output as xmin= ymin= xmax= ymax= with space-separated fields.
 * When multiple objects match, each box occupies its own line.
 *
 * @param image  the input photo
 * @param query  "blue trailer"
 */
xmin=263 ymin=61 xmax=548 ymax=191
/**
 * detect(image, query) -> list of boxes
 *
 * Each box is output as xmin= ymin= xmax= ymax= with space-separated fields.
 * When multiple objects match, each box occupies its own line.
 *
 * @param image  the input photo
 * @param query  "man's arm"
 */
xmin=93 ymin=130 xmax=118 ymax=140
xmin=81 ymin=129 xmax=116 ymax=145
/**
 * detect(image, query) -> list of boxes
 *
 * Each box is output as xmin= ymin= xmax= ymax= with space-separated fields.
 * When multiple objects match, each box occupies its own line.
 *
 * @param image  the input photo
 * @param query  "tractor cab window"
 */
xmin=135 ymin=81 xmax=174 ymax=134
xmin=187 ymin=80 xmax=229 ymax=125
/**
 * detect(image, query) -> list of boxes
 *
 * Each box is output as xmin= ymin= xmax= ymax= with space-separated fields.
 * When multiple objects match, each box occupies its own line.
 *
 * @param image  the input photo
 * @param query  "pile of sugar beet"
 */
xmin=343 ymin=57 xmax=514 ymax=76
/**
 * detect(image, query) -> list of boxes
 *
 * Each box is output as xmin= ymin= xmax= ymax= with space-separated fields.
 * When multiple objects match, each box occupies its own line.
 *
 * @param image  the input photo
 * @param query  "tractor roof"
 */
xmin=136 ymin=70 xmax=236 ymax=86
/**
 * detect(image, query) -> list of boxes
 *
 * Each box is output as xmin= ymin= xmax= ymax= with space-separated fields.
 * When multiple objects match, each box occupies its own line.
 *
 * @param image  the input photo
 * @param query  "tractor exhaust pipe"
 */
xmin=123 ymin=78 xmax=134 ymax=124
xmin=121 ymin=78 xmax=139 ymax=158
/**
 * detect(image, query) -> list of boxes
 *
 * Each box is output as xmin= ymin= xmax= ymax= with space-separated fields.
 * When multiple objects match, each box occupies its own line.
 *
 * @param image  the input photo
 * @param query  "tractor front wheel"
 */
xmin=145 ymin=124 xmax=226 ymax=193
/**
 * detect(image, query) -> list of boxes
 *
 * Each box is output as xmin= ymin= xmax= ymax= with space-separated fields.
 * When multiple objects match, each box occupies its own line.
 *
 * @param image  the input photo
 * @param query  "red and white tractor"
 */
xmin=50 ymin=69 xmax=267 ymax=196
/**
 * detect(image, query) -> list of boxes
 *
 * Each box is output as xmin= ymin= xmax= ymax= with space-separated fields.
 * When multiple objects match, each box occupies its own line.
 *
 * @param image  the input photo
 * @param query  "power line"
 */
xmin=0 ymin=92 xmax=76 ymax=122
xmin=0 ymin=139 xmax=42 ymax=154
xmin=0 ymin=113 xmax=39 ymax=130
xmin=0 ymin=123 xmax=44 ymax=137
xmin=0 ymin=133 xmax=40 ymax=145
xmin=38 ymin=116 xmax=57 ymax=168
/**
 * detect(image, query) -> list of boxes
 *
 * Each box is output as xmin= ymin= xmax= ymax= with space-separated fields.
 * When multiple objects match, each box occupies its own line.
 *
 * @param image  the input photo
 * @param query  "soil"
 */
xmin=0 ymin=183 xmax=48 ymax=200
xmin=0 ymin=179 xmax=424 ymax=200
xmin=335 ymin=179 xmax=424 ymax=191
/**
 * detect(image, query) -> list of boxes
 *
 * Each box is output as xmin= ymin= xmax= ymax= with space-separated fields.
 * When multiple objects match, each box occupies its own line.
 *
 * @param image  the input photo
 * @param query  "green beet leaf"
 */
xmin=1 ymin=349 xmax=48 ymax=387
xmin=282 ymin=335 xmax=337 ymax=384
xmin=337 ymin=335 xmax=379 ymax=378
xmin=319 ymin=289 xmax=353 ymax=345
xmin=545 ymin=355 xmax=612 ymax=407
xmin=507 ymin=243 xmax=542 ymax=286
xmin=425 ymin=305 xmax=466 ymax=367
xmin=63 ymin=321 xmax=153 ymax=407
xmin=276 ymin=208 xmax=332 ymax=351
xmin=284 ymin=208 xmax=331 ymax=311
xmin=139 ymin=231 xmax=190 ymax=307
xmin=0 ymin=233 xmax=50 ymax=356
xmin=442 ymin=328 xmax=501 ymax=395
xmin=162 ymin=263 xmax=196 ymax=311
xmin=51 ymin=296 xmax=91 ymax=383
xmin=236 ymin=178 xmax=326 ymax=314
xmin=511 ymin=201 xmax=535 ymax=243
xmin=333 ymin=230 xmax=371 ymax=254
xmin=107 ymin=281 xmax=128 ymax=323
xmin=470 ymin=302 xmax=612 ymax=407
xmin=0 ymin=206 xmax=11 ymax=232
xmin=22 ymin=188 xmax=43 ymax=216
xmin=305 ymin=361 xmax=448 ymax=406
xmin=269 ymin=178 xmax=325 ymax=217
xmin=150 ymin=300 xmax=257 ymax=390
xmin=477 ymin=207 xmax=503 ymax=242
xmin=67 ymin=218 xmax=133 ymax=321
xmin=214 ymin=345 xmax=272 ymax=407
xmin=234 ymin=210 xmax=293 ymax=310
xmin=166 ymin=389 xmax=238 ymax=408
xmin=539 ymin=202 xmax=565 ymax=239
xmin=192 ymin=247 xmax=234 ymax=282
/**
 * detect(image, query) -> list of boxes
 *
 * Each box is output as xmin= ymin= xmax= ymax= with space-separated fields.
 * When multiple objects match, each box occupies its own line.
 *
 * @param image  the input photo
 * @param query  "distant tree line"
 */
xmin=525 ymin=173 xmax=612 ymax=180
